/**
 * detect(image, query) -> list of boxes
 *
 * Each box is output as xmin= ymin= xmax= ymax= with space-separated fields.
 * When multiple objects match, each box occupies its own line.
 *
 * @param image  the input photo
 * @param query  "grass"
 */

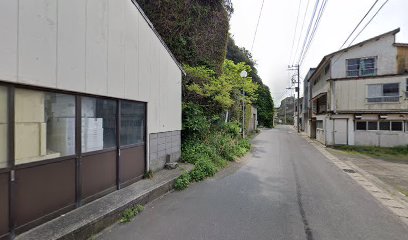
xmin=120 ymin=204 xmax=144 ymax=223
xmin=333 ymin=145 xmax=408 ymax=163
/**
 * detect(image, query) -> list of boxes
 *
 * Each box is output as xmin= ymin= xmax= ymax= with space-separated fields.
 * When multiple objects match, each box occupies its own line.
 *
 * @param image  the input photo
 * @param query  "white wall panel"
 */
xmin=18 ymin=0 xmax=57 ymax=87
xmin=148 ymin=36 xmax=161 ymax=133
xmin=138 ymin=13 xmax=152 ymax=102
xmin=158 ymin=47 xmax=169 ymax=132
xmin=124 ymin=0 xmax=139 ymax=100
xmin=107 ymin=0 xmax=125 ymax=98
xmin=57 ymin=0 xmax=86 ymax=92
xmin=0 ymin=0 xmax=182 ymax=134
xmin=0 ymin=0 xmax=18 ymax=81
xmin=85 ymin=0 xmax=108 ymax=96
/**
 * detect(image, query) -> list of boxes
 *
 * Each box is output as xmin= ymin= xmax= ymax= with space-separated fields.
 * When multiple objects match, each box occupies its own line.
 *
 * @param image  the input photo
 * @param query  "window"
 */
xmin=316 ymin=120 xmax=323 ymax=129
xmin=367 ymin=83 xmax=399 ymax=103
xmin=81 ymin=97 xmax=117 ymax=153
xmin=347 ymin=57 xmax=377 ymax=77
xmin=120 ymin=101 xmax=145 ymax=146
xmin=356 ymin=121 xmax=367 ymax=130
xmin=0 ymin=87 xmax=8 ymax=168
xmin=367 ymin=121 xmax=378 ymax=130
xmin=379 ymin=121 xmax=391 ymax=130
xmin=391 ymin=122 xmax=403 ymax=131
xmin=15 ymin=89 xmax=76 ymax=165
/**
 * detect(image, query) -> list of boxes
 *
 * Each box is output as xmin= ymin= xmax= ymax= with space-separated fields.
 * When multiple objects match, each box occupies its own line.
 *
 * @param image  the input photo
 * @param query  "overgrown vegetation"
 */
xmin=174 ymin=102 xmax=251 ymax=190
xmin=120 ymin=204 xmax=145 ymax=223
xmin=227 ymin=36 xmax=275 ymax=127
xmin=334 ymin=145 xmax=408 ymax=163
xmin=136 ymin=0 xmax=231 ymax=74
xmin=136 ymin=1 xmax=274 ymax=188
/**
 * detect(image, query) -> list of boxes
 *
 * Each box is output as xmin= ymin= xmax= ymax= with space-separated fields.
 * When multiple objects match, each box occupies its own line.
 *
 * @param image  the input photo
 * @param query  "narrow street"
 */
xmin=97 ymin=126 xmax=408 ymax=240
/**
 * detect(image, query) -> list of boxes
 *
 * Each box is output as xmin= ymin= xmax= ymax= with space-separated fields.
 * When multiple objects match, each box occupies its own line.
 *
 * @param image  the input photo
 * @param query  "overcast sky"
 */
xmin=229 ymin=0 xmax=408 ymax=107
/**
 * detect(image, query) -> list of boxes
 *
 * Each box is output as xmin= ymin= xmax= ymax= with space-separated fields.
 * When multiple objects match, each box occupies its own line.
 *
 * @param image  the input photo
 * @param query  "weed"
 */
xmin=143 ymin=170 xmax=154 ymax=179
xmin=174 ymin=173 xmax=191 ymax=191
xmin=334 ymin=145 xmax=408 ymax=162
xmin=120 ymin=204 xmax=145 ymax=223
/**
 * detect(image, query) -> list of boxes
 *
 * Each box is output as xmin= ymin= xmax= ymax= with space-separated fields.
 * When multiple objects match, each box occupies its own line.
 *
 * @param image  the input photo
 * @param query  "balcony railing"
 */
xmin=367 ymin=96 xmax=400 ymax=103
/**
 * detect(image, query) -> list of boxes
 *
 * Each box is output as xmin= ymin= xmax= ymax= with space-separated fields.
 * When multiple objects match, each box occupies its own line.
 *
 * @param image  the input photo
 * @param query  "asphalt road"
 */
xmin=97 ymin=126 xmax=408 ymax=240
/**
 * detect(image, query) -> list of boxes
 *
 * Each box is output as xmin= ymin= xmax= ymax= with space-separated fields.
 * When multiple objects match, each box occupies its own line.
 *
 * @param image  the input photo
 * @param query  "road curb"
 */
xmin=300 ymin=135 xmax=408 ymax=227
xmin=15 ymin=164 xmax=194 ymax=240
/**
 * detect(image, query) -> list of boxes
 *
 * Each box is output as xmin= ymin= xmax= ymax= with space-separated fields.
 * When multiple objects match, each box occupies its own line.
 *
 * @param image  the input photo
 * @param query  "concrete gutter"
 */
xmin=16 ymin=163 xmax=194 ymax=240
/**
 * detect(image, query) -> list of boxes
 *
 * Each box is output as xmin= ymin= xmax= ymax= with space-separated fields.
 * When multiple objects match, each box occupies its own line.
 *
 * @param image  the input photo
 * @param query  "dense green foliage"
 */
xmin=227 ymin=36 xmax=275 ymax=127
xmin=136 ymin=1 xmax=263 ymax=189
xmin=174 ymin=103 xmax=251 ymax=190
xmin=136 ymin=0 xmax=231 ymax=74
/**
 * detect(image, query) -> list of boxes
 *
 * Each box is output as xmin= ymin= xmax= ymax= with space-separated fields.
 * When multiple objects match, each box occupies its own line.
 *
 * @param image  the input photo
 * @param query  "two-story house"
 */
xmin=309 ymin=28 xmax=408 ymax=147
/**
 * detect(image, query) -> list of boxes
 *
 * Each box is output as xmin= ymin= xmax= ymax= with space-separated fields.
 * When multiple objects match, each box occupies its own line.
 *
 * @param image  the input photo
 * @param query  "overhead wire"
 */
xmin=288 ymin=0 xmax=303 ymax=64
xmin=347 ymin=0 xmax=389 ymax=47
xmin=251 ymin=0 xmax=266 ymax=52
xmin=299 ymin=0 xmax=328 ymax=65
xmin=332 ymin=0 xmax=389 ymax=64
xmin=292 ymin=0 xmax=311 ymax=66
xmin=338 ymin=0 xmax=379 ymax=49
xmin=296 ymin=0 xmax=320 ymax=65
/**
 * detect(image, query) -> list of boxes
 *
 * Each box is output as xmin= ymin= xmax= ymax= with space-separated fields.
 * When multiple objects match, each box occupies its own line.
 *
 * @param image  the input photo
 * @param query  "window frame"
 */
xmin=367 ymin=83 xmax=400 ymax=103
xmin=355 ymin=121 xmax=367 ymax=131
xmin=346 ymin=56 xmax=377 ymax=77
xmin=119 ymin=100 xmax=147 ymax=148
xmin=0 ymin=81 xmax=147 ymax=169
xmin=391 ymin=121 xmax=403 ymax=132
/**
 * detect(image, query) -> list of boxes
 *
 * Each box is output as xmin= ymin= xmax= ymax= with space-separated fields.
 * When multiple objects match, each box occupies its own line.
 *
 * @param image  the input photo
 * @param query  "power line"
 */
xmin=296 ymin=0 xmax=320 ymax=64
xmin=333 ymin=0 xmax=389 ymax=64
xmin=289 ymin=0 xmax=303 ymax=63
xmin=292 ymin=0 xmax=311 ymax=66
xmin=348 ymin=0 xmax=389 ymax=47
xmin=251 ymin=0 xmax=265 ymax=52
xmin=299 ymin=0 xmax=328 ymax=65
xmin=339 ymin=0 xmax=379 ymax=49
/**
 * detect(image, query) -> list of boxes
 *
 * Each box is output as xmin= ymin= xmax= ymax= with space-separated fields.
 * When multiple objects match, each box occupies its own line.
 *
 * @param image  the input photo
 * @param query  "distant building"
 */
xmin=308 ymin=28 xmax=408 ymax=146
xmin=277 ymin=96 xmax=295 ymax=125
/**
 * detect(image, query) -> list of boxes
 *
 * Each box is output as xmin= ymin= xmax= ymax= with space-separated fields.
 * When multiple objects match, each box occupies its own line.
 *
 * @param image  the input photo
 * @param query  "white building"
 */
xmin=308 ymin=28 xmax=408 ymax=147
xmin=0 ymin=0 xmax=182 ymax=237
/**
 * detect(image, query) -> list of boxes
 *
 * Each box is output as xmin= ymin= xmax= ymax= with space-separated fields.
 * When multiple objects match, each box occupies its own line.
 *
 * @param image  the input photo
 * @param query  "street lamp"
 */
xmin=240 ymin=70 xmax=248 ymax=138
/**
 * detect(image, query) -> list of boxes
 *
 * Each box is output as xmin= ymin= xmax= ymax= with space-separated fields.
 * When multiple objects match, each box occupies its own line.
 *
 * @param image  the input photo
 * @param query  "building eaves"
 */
xmin=394 ymin=43 xmax=408 ymax=47
xmin=130 ymin=0 xmax=186 ymax=75
xmin=308 ymin=28 xmax=401 ymax=82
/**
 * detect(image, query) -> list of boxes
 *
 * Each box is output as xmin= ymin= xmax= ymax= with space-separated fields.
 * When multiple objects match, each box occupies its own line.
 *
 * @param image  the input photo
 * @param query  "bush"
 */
xmin=221 ymin=121 xmax=241 ymax=137
xmin=190 ymin=158 xmax=217 ymax=182
xmin=174 ymin=173 xmax=191 ymax=191
xmin=182 ymin=103 xmax=211 ymax=140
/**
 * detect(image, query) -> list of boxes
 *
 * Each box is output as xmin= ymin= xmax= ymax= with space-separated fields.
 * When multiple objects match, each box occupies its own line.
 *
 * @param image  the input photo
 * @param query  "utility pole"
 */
xmin=284 ymin=98 xmax=287 ymax=124
xmin=288 ymin=64 xmax=300 ymax=133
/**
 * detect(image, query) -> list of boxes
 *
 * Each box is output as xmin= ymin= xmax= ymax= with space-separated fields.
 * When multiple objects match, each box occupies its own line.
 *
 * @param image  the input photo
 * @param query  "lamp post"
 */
xmin=240 ymin=70 xmax=248 ymax=138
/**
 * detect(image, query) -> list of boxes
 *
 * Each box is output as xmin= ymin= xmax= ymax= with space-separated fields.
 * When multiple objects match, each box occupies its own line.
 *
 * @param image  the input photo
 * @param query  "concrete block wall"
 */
xmin=149 ymin=130 xmax=181 ymax=172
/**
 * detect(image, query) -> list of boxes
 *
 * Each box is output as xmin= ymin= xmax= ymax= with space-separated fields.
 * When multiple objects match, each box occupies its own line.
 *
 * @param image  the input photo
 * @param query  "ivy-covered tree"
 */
xmin=226 ymin=36 xmax=274 ymax=127
xmin=136 ymin=0 xmax=230 ymax=74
